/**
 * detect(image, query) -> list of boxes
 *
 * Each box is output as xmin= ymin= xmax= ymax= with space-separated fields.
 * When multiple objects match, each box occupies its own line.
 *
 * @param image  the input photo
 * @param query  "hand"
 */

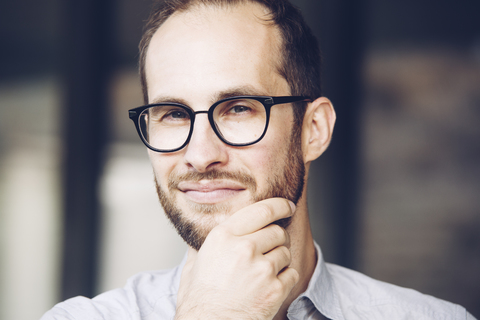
xmin=174 ymin=198 xmax=299 ymax=320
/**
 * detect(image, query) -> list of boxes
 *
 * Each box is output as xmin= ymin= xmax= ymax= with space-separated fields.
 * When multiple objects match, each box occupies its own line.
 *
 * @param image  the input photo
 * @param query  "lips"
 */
xmin=177 ymin=180 xmax=247 ymax=203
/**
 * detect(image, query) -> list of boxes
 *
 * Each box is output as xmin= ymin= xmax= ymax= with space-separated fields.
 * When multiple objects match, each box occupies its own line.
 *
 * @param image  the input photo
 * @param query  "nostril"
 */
xmin=183 ymin=119 xmax=228 ymax=172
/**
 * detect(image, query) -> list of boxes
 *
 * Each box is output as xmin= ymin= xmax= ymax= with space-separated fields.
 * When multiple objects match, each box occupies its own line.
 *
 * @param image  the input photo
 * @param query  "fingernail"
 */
xmin=288 ymin=201 xmax=296 ymax=214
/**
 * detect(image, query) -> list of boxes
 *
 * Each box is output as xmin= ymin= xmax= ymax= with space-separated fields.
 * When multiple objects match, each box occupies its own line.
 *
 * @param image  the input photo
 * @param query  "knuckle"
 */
xmin=237 ymin=238 xmax=257 ymax=255
xmin=286 ymin=269 xmax=300 ymax=289
xmin=286 ymin=267 xmax=300 ymax=286
xmin=279 ymin=246 xmax=291 ymax=261
xmin=256 ymin=203 xmax=275 ymax=222
xmin=230 ymin=238 xmax=257 ymax=263
xmin=292 ymin=268 xmax=300 ymax=283
xmin=270 ymin=278 xmax=285 ymax=294
xmin=270 ymin=224 xmax=286 ymax=240
xmin=258 ymin=259 xmax=276 ymax=275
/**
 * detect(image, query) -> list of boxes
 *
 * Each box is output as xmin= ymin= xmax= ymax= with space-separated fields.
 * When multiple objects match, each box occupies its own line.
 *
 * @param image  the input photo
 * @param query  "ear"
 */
xmin=302 ymin=97 xmax=336 ymax=163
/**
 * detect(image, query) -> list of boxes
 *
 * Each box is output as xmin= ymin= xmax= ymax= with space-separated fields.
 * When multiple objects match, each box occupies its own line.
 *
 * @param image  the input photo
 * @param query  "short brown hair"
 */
xmin=139 ymin=0 xmax=322 ymax=125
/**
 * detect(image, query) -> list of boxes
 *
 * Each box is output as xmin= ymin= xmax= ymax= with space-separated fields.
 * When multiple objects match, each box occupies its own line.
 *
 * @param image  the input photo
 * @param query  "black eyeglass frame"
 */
xmin=128 ymin=95 xmax=310 ymax=153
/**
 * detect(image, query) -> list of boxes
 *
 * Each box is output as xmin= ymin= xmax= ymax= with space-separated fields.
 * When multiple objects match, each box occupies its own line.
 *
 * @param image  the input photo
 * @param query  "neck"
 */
xmin=274 ymin=197 xmax=317 ymax=320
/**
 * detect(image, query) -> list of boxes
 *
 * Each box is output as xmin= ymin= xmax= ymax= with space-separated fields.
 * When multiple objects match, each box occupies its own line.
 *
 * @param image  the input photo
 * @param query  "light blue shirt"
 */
xmin=41 ymin=243 xmax=476 ymax=320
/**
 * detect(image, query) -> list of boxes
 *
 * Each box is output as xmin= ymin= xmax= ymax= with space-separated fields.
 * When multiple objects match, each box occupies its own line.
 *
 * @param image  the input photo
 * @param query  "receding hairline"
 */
xmin=164 ymin=0 xmax=277 ymax=22
xmin=144 ymin=1 xmax=287 ymax=96
xmin=164 ymin=1 xmax=280 ymax=38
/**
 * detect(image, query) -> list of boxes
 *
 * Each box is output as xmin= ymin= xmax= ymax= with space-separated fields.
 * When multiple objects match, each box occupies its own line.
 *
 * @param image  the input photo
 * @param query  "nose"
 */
xmin=183 ymin=113 xmax=228 ymax=172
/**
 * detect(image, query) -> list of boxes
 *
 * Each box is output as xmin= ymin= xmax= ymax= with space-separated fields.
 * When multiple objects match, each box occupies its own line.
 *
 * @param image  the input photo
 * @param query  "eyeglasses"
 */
xmin=128 ymin=95 xmax=310 ymax=153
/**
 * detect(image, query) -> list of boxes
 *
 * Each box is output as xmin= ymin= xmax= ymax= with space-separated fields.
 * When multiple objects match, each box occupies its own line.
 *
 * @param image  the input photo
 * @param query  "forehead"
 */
xmin=145 ymin=2 xmax=289 ymax=105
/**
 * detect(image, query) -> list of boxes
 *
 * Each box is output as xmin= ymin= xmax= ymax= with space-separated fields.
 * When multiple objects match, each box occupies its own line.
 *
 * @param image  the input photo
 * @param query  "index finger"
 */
xmin=222 ymin=198 xmax=296 ymax=236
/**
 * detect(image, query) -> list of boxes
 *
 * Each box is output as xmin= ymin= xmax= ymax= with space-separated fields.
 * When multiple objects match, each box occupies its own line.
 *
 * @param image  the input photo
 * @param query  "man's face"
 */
xmin=145 ymin=3 xmax=305 ymax=250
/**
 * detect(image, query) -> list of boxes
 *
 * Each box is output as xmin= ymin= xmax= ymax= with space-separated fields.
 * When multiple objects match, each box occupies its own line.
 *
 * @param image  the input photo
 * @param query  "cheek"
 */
xmin=148 ymin=151 xmax=177 ymax=186
xmin=241 ymin=128 xmax=291 ymax=187
xmin=264 ymin=110 xmax=294 ymax=159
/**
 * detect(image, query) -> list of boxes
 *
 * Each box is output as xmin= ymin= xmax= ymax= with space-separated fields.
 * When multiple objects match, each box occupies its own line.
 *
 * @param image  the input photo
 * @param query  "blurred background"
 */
xmin=0 ymin=0 xmax=479 ymax=319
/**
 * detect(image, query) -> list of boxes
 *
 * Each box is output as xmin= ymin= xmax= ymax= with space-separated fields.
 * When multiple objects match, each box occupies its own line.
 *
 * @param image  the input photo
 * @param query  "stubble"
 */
xmin=155 ymin=125 xmax=305 ymax=251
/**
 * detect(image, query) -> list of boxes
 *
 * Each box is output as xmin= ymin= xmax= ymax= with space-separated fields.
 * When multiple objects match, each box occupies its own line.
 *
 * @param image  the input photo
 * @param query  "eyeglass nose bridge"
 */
xmin=188 ymin=109 xmax=223 ymax=145
xmin=188 ymin=109 xmax=216 ymax=137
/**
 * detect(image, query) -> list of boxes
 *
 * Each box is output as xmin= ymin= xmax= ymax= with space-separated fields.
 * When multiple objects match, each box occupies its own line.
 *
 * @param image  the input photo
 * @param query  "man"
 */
xmin=42 ymin=0 xmax=475 ymax=319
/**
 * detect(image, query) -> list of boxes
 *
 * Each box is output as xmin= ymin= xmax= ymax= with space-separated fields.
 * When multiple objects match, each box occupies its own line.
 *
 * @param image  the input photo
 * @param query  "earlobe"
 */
xmin=302 ymin=97 xmax=336 ymax=163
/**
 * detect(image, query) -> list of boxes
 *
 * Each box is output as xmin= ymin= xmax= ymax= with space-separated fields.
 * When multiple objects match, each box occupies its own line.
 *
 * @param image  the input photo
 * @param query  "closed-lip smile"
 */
xmin=177 ymin=180 xmax=247 ymax=204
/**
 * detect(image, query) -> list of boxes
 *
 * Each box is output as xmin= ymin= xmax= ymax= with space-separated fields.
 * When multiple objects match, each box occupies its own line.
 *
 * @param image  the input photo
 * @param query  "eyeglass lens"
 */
xmin=138 ymin=98 xmax=267 ymax=151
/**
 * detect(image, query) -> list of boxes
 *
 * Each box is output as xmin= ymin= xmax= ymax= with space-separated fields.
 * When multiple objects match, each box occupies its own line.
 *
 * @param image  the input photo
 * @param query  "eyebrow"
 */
xmin=149 ymin=85 xmax=270 ymax=107
xmin=149 ymin=96 xmax=188 ymax=106
xmin=212 ymin=86 xmax=269 ymax=102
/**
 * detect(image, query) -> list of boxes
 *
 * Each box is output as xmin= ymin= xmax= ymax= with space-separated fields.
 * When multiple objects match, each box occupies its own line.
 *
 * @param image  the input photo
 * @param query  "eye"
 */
xmin=168 ymin=110 xmax=188 ymax=119
xmin=163 ymin=108 xmax=189 ymax=121
xmin=228 ymin=105 xmax=251 ymax=114
xmin=214 ymin=99 xmax=263 ymax=121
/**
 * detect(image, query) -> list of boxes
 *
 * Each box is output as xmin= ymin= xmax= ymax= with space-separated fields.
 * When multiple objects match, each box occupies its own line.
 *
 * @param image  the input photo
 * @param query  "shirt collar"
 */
xmin=288 ymin=241 xmax=345 ymax=320
xmin=177 ymin=243 xmax=345 ymax=319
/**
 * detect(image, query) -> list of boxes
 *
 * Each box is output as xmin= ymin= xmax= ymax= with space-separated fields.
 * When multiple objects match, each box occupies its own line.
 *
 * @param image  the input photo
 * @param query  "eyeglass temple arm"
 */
xmin=270 ymin=96 xmax=311 ymax=105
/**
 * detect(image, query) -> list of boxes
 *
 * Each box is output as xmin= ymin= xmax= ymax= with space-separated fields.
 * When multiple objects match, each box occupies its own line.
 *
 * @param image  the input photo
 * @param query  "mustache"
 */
xmin=167 ymin=169 xmax=257 ymax=192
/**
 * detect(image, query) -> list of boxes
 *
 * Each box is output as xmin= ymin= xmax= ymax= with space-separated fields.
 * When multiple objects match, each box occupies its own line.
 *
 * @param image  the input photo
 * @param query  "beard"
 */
xmin=155 ymin=127 xmax=305 ymax=251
